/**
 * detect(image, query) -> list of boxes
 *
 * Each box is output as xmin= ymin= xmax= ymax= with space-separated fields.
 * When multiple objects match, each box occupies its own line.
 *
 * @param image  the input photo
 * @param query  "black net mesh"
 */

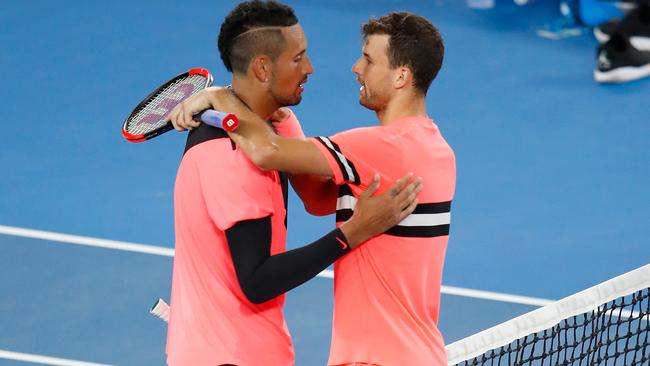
xmin=452 ymin=288 xmax=650 ymax=366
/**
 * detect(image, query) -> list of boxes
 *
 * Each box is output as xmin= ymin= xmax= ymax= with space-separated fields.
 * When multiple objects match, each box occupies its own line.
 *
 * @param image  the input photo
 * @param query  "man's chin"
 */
xmin=285 ymin=98 xmax=301 ymax=107
xmin=275 ymin=95 xmax=302 ymax=107
xmin=358 ymin=98 xmax=378 ymax=111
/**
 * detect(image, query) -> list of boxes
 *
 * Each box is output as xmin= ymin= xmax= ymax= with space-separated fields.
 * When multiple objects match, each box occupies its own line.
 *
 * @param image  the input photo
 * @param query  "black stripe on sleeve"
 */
xmin=335 ymin=185 xmax=354 ymax=222
xmin=335 ymin=209 xmax=354 ymax=222
xmin=337 ymin=184 xmax=353 ymax=197
xmin=315 ymin=136 xmax=351 ymax=182
xmin=327 ymin=138 xmax=360 ymax=185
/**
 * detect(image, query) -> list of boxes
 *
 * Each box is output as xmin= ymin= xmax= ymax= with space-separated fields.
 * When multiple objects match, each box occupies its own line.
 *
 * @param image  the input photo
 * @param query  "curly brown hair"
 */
xmin=362 ymin=12 xmax=444 ymax=95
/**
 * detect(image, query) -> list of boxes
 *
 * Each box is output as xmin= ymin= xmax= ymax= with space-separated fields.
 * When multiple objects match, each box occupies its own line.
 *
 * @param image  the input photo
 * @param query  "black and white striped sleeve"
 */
xmin=313 ymin=136 xmax=361 ymax=185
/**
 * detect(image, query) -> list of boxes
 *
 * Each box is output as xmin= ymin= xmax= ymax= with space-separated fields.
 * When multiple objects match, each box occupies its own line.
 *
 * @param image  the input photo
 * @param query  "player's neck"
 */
xmin=231 ymin=77 xmax=279 ymax=121
xmin=377 ymin=92 xmax=427 ymax=126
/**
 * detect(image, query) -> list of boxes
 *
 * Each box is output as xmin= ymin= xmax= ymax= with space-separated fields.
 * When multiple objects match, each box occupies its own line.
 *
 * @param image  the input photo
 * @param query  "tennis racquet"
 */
xmin=122 ymin=68 xmax=239 ymax=142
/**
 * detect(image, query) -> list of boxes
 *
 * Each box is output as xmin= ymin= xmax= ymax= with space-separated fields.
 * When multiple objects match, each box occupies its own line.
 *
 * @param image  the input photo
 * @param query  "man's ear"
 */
xmin=251 ymin=55 xmax=272 ymax=83
xmin=394 ymin=66 xmax=412 ymax=89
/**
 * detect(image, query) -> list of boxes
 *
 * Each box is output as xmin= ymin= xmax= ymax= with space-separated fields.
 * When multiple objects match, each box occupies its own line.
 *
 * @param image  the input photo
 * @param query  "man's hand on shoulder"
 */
xmin=167 ymin=86 xmax=247 ymax=131
xmin=167 ymin=87 xmax=220 ymax=131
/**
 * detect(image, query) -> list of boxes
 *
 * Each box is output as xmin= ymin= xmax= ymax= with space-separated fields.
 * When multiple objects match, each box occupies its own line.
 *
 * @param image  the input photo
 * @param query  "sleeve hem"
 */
xmin=309 ymin=137 xmax=346 ymax=184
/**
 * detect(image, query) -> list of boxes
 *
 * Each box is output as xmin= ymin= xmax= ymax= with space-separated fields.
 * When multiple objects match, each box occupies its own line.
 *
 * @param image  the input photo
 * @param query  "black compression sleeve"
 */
xmin=225 ymin=216 xmax=350 ymax=304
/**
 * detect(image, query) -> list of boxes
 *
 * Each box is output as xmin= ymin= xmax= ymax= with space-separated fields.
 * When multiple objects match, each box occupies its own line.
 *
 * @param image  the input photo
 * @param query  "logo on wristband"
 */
xmin=336 ymin=237 xmax=348 ymax=250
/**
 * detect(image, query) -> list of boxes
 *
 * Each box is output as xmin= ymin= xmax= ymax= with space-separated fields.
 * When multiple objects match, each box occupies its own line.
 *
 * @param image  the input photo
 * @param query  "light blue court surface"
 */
xmin=1 ymin=0 xmax=648 ymax=365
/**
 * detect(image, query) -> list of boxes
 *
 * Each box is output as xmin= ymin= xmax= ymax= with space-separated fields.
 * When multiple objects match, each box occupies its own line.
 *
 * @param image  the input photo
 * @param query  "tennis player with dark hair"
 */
xmin=171 ymin=11 xmax=454 ymax=366
xmin=165 ymin=2 xmax=420 ymax=366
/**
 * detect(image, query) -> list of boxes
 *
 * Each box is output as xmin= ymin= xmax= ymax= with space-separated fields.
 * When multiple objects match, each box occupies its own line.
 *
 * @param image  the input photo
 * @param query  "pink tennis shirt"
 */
xmin=310 ymin=116 xmax=456 ymax=366
xmin=166 ymin=116 xmax=302 ymax=365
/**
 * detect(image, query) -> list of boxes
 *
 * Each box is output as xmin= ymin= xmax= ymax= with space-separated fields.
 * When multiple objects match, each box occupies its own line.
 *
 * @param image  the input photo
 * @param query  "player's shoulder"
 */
xmin=334 ymin=117 xmax=440 ymax=138
xmin=184 ymin=139 xmax=273 ymax=180
xmin=183 ymin=137 xmax=233 ymax=162
xmin=328 ymin=124 xmax=384 ymax=142
xmin=342 ymin=124 xmax=383 ymax=135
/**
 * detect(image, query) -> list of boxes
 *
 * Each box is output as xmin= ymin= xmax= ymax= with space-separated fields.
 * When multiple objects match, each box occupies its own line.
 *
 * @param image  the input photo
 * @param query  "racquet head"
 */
xmin=122 ymin=68 xmax=213 ymax=142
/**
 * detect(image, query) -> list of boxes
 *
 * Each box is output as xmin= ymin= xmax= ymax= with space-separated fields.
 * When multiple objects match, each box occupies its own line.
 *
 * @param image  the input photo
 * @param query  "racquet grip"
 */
xmin=199 ymin=109 xmax=239 ymax=132
xmin=150 ymin=298 xmax=170 ymax=323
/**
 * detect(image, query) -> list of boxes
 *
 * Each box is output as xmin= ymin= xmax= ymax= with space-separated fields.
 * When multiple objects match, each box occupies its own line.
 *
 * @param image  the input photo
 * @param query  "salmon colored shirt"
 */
xmin=166 ymin=111 xmax=304 ymax=366
xmin=310 ymin=116 xmax=456 ymax=366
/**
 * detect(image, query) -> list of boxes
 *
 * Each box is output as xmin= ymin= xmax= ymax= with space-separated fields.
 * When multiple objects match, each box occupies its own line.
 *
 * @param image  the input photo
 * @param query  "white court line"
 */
xmin=0 ymin=350 xmax=111 ymax=366
xmin=441 ymin=285 xmax=553 ymax=307
xmin=0 ymin=224 xmax=553 ymax=306
xmin=0 ymin=225 xmax=174 ymax=257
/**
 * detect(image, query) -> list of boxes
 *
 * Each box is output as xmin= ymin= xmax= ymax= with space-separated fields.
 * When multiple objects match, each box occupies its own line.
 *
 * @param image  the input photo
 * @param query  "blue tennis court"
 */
xmin=1 ymin=0 xmax=648 ymax=365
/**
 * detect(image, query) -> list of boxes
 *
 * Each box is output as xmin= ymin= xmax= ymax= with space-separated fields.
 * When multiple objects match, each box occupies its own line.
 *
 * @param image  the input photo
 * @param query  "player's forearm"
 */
xmin=289 ymin=174 xmax=337 ymax=216
xmin=243 ymin=230 xmax=350 ymax=304
xmin=220 ymin=105 xmax=332 ymax=175
xmin=226 ymin=217 xmax=350 ymax=304
xmin=235 ymin=130 xmax=332 ymax=176
xmin=255 ymin=136 xmax=334 ymax=177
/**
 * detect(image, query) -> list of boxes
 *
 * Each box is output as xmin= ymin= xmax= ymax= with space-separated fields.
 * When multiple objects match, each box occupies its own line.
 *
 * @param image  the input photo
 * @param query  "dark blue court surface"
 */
xmin=1 ymin=0 xmax=648 ymax=365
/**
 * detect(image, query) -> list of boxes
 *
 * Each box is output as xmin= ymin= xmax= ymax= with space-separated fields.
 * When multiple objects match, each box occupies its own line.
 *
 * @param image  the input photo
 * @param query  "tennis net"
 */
xmin=446 ymin=264 xmax=650 ymax=366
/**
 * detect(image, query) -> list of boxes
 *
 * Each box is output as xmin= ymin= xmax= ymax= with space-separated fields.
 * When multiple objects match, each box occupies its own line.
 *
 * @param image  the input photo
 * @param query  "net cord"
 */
xmin=445 ymin=264 xmax=650 ymax=365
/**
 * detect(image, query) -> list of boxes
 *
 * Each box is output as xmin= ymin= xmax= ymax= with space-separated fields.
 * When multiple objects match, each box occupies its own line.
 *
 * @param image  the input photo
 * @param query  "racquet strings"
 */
xmin=127 ymin=74 xmax=210 ymax=136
